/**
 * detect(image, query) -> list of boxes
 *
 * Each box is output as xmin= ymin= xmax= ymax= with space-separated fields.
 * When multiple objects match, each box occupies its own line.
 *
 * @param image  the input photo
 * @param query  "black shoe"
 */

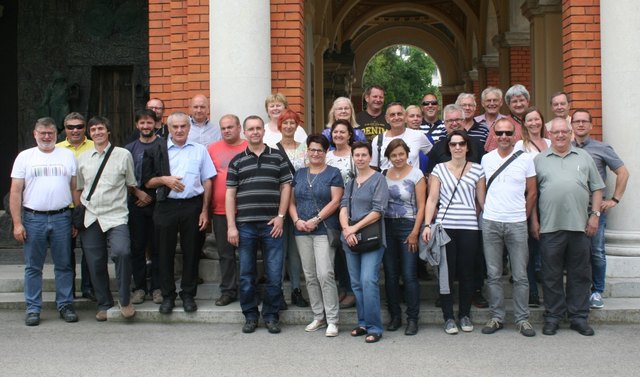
xmin=405 ymin=320 xmax=418 ymax=336
xmin=82 ymin=291 xmax=97 ymax=302
xmin=181 ymin=294 xmax=198 ymax=313
xmin=25 ymin=312 xmax=40 ymax=326
xmin=265 ymin=320 xmax=281 ymax=334
xmin=570 ymin=322 xmax=595 ymax=336
xmin=291 ymin=288 xmax=309 ymax=308
xmin=159 ymin=297 xmax=175 ymax=314
xmin=242 ymin=319 xmax=258 ymax=333
xmin=472 ymin=290 xmax=489 ymax=308
xmin=59 ymin=304 xmax=79 ymax=323
xmin=215 ymin=294 xmax=236 ymax=306
xmin=529 ymin=292 xmax=541 ymax=308
xmin=542 ymin=322 xmax=559 ymax=336
xmin=387 ymin=317 xmax=402 ymax=331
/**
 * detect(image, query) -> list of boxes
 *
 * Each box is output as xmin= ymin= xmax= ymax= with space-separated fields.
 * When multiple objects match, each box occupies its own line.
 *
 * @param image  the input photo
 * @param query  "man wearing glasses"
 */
xmin=571 ymin=109 xmax=629 ymax=310
xmin=57 ymin=113 xmax=95 ymax=302
xmin=146 ymin=98 xmax=169 ymax=138
xmin=419 ymin=93 xmax=446 ymax=144
xmin=532 ymin=117 xmax=605 ymax=336
xmin=426 ymin=104 xmax=484 ymax=174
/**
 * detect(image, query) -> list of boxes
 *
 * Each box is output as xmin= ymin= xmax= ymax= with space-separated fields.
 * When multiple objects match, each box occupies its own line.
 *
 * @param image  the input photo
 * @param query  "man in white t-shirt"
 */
xmin=10 ymin=117 xmax=78 ymax=326
xmin=480 ymin=118 xmax=537 ymax=337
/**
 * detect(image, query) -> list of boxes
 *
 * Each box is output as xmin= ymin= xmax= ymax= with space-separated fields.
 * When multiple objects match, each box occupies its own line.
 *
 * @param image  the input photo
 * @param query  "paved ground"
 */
xmin=1 ymin=310 xmax=639 ymax=377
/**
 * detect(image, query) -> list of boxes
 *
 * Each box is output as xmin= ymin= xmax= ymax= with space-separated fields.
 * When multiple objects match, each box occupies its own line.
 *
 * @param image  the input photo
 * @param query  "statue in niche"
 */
xmin=39 ymin=71 xmax=70 ymax=137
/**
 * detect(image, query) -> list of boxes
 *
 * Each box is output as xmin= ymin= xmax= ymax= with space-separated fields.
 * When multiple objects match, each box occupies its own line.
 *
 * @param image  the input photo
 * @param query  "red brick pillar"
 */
xmin=562 ymin=0 xmax=602 ymax=138
xmin=271 ymin=0 xmax=305 ymax=117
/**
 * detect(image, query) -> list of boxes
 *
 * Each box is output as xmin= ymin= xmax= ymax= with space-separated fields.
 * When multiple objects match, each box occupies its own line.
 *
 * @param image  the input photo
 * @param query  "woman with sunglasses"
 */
xmin=339 ymin=141 xmax=389 ymax=343
xmin=382 ymin=139 xmax=426 ymax=335
xmin=422 ymin=130 xmax=486 ymax=335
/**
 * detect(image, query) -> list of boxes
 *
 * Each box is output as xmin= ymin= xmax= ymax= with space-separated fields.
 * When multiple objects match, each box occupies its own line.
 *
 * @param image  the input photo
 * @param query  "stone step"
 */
xmin=2 ymin=289 xmax=639 ymax=325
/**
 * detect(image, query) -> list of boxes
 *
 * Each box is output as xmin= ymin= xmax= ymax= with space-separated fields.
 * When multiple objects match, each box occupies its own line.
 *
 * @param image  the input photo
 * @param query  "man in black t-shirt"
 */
xmin=355 ymin=85 xmax=389 ymax=143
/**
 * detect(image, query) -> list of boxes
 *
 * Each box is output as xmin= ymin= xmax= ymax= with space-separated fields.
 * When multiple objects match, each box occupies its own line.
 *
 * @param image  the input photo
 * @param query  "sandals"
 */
xmin=350 ymin=326 xmax=367 ymax=337
xmin=365 ymin=333 xmax=382 ymax=343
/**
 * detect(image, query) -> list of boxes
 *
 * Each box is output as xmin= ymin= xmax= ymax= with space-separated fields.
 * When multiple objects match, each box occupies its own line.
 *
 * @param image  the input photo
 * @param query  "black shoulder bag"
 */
xmin=72 ymin=145 xmax=114 ymax=230
xmin=347 ymin=174 xmax=383 ymax=253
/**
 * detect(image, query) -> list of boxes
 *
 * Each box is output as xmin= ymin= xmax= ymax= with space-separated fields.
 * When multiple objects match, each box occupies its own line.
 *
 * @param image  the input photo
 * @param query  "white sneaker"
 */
xmin=444 ymin=319 xmax=459 ymax=334
xmin=325 ymin=323 xmax=339 ymax=337
xmin=305 ymin=319 xmax=327 ymax=332
xmin=590 ymin=292 xmax=604 ymax=309
xmin=459 ymin=316 xmax=474 ymax=332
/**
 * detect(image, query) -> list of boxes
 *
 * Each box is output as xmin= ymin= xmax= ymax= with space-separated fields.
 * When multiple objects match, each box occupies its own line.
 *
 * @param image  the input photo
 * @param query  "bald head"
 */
xmin=190 ymin=94 xmax=210 ymax=124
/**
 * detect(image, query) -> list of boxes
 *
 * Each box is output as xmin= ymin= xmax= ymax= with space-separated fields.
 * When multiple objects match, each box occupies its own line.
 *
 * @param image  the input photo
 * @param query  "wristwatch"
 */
xmin=590 ymin=210 xmax=601 ymax=217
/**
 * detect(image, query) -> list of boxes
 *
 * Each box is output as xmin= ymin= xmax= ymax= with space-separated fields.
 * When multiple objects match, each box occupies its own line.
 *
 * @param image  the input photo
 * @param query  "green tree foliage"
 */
xmin=363 ymin=45 xmax=440 ymax=108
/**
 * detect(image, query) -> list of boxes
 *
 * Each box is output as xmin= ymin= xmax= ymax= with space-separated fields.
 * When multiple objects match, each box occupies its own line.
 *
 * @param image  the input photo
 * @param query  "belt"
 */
xmin=23 ymin=207 xmax=70 ymax=215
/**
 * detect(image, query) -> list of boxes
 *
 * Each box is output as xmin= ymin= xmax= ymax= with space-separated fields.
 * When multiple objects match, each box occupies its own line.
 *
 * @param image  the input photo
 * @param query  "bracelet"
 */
xmin=294 ymin=218 xmax=301 ymax=225
xmin=424 ymin=224 xmax=431 ymax=229
xmin=612 ymin=197 xmax=620 ymax=204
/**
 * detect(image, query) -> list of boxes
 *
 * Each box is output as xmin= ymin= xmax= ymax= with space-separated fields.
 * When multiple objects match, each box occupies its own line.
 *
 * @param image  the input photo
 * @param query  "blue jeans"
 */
xmin=383 ymin=218 xmax=420 ymax=321
xmin=344 ymin=245 xmax=384 ymax=335
xmin=23 ymin=210 xmax=73 ymax=313
xmin=238 ymin=222 xmax=284 ymax=322
xmin=590 ymin=212 xmax=607 ymax=294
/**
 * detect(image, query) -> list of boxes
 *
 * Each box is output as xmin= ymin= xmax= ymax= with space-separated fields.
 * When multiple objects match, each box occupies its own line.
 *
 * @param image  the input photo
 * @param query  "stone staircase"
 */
xmin=1 ymin=243 xmax=640 ymax=325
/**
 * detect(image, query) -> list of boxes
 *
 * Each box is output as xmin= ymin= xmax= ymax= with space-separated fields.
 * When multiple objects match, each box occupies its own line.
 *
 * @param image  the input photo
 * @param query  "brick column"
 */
xmin=149 ymin=0 xmax=210 ymax=115
xmin=271 ymin=0 xmax=305 ymax=117
xmin=562 ymin=0 xmax=602 ymax=136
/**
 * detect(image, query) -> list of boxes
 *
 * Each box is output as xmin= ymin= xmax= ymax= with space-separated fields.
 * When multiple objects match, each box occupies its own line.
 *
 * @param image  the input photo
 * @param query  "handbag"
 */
xmin=347 ymin=176 xmax=382 ymax=253
xmin=72 ymin=145 xmax=114 ymax=230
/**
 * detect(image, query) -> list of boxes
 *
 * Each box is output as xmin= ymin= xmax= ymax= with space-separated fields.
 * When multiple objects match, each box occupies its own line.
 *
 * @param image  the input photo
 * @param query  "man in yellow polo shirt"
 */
xmin=56 ymin=112 xmax=95 ymax=301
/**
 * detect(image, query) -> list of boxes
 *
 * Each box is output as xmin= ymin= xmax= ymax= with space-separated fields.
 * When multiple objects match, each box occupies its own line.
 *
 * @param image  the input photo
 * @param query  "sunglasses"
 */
xmin=494 ymin=130 xmax=514 ymax=136
xmin=448 ymin=141 xmax=467 ymax=147
xmin=65 ymin=124 xmax=85 ymax=130
xmin=422 ymin=101 xmax=438 ymax=106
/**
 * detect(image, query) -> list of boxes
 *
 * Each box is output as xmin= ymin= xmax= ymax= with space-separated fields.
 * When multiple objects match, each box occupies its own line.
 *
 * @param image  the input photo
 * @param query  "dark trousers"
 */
xmin=71 ymin=236 xmax=93 ymax=295
xmin=441 ymin=228 xmax=479 ymax=321
xmin=155 ymin=196 xmax=202 ymax=298
xmin=540 ymin=231 xmax=591 ymax=325
xmin=128 ymin=202 xmax=159 ymax=293
xmin=212 ymin=214 xmax=238 ymax=298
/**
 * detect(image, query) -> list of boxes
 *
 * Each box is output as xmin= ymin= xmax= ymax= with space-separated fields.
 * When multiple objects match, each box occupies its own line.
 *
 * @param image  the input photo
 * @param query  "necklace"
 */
xmin=306 ymin=166 xmax=326 ymax=188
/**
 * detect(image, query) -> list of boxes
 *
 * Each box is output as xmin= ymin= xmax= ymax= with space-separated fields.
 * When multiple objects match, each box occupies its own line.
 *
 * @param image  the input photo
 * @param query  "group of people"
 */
xmin=9 ymin=84 xmax=628 ymax=343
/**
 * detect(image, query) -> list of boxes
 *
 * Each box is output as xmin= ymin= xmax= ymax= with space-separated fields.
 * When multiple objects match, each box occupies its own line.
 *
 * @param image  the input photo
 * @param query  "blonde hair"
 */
xmin=325 ymin=97 xmax=359 ymax=129
xmin=264 ymin=93 xmax=288 ymax=112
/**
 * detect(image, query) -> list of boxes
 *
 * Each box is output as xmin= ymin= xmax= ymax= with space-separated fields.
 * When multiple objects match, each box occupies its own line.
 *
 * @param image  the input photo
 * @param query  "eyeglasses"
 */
xmin=444 ymin=118 xmax=464 ymax=124
xmin=571 ymin=119 xmax=590 ymax=125
xmin=550 ymin=130 xmax=571 ymax=135
xmin=308 ymin=148 xmax=325 ymax=154
xmin=448 ymin=141 xmax=467 ymax=147
xmin=36 ymin=131 xmax=56 ymax=137
xmin=147 ymin=106 xmax=163 ymax=110
xmin=494 ymin=130 xmax=514 ymax=136
xmin=335 ymin=107 xmax=350 ymax=112
xmin=460 ymin=103 xmax=476 ymax=108
xmin=422 ymin=101 xmax=438 ymax=106
xmin=65 ymin=124 xmax=84 ymax=130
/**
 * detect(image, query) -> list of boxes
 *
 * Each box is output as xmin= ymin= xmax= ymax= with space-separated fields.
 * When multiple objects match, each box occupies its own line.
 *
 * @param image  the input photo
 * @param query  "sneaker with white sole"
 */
xmin=459 ymin=316 xmax=474 ymax=332
xmin=590 ymin=292 xmax=604 ymax=309
xmin=444 ymin=319 xmax=459 ymax=334
xmin=325 ymin=323 xmax=339 ymax=337
xmin=305 ymin=319 xmax=327 ymax=332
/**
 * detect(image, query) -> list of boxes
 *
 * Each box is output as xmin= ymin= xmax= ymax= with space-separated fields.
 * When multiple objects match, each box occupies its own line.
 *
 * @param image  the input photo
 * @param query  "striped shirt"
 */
xmin=432 ymin=162 xmax=484 ymax=230
xmin=420 ymin=119 xmax=447 ymax=144
xmin=226 ymin=145 xmax=292 ymax=223
xmin=465 ymin=120 xmax=489 ymax=147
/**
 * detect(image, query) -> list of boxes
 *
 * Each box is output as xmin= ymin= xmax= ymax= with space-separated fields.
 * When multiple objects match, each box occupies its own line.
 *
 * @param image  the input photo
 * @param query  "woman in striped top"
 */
xmin=422 ymin=130 xmax=486 ymax=335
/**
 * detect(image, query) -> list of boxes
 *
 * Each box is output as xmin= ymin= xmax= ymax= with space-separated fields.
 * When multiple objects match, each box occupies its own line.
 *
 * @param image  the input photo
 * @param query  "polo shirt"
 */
xmin=419 ymin=119 xmax=446 ymax=144
xmin=465 ymin=119 xmax=490 ymax=147
xmin=572 ymin=137 xmax=624 ymax=195
xmin=534 ymin=147 xmax=605 ymax=233
xmin=56 ymin=138 xmax=95 ymax=158
xmin=227 ymin=145 xmax=292 ymax=223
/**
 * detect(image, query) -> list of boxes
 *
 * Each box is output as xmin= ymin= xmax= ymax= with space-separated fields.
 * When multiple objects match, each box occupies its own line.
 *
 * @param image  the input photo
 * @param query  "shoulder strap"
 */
xmin=86 ymin=145 xmax=114 ymax=201
xmin=440 ymin=161 xmax=467 ymax=222
xmin=377 ymin=133 xmax=384 ymax=169
xmin=276 ymin=142 xmax=296 ymax=174
xmin=486 ymin=150 xmax=523 ymax=191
